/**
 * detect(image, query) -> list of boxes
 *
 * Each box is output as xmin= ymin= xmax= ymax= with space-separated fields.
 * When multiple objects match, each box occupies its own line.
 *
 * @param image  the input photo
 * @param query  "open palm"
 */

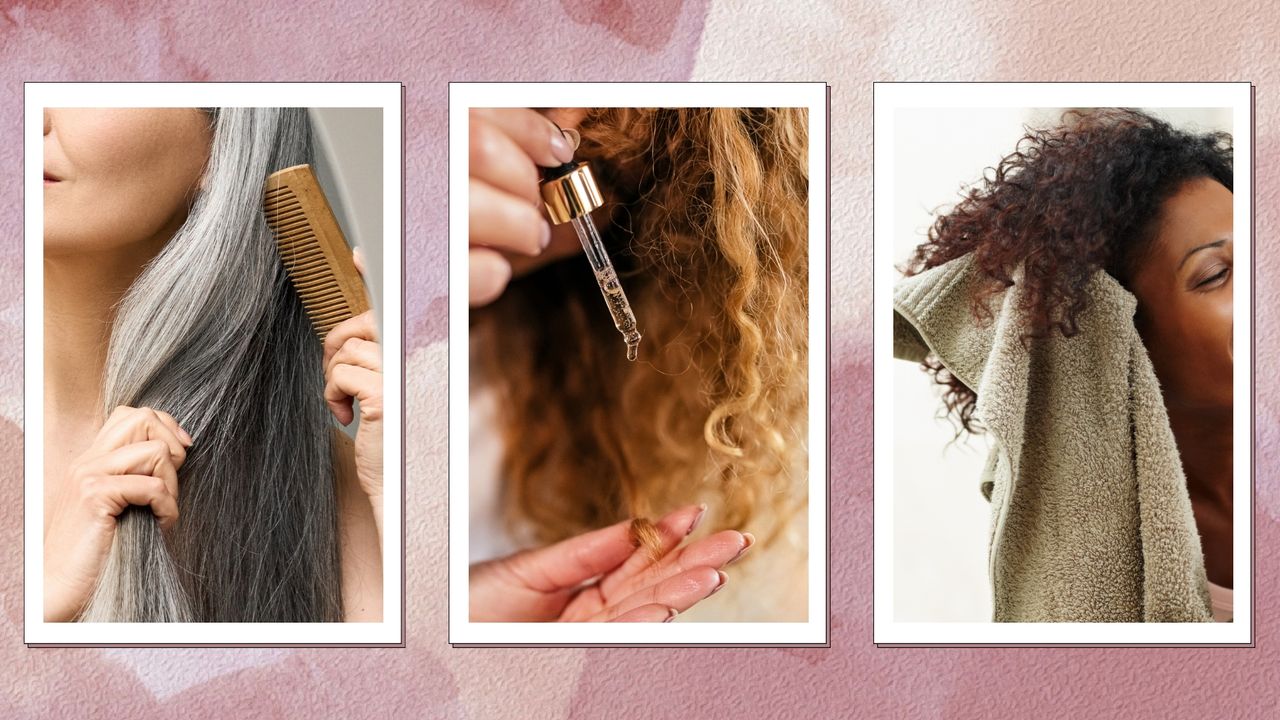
xmin=470 ymin=505 xmax=752 ymax=622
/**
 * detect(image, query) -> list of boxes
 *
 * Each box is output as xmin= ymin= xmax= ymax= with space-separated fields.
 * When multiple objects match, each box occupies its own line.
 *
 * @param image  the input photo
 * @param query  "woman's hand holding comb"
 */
xmin=322 ymin=248 xmax=384 ymax=538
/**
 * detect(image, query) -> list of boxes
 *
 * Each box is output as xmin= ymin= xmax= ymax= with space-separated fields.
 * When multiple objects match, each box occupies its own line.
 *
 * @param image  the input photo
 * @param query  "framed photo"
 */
xmin=873 ymin=82 xmax=1253 ymax=646
xmin=450 ymin=82 xmax=829 ymax=646
xmin=26 ymin=82 xmax=404 ymax=646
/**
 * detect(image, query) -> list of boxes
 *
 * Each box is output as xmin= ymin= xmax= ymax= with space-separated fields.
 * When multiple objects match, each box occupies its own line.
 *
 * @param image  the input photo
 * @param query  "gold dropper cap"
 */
xmin=539 ymin=161 xmax=603 ymax=225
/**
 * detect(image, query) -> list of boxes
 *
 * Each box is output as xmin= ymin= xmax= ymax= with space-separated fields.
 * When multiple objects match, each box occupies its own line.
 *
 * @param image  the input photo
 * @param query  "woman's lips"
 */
xmin=43 ymin=171 xmax=60 ymax=184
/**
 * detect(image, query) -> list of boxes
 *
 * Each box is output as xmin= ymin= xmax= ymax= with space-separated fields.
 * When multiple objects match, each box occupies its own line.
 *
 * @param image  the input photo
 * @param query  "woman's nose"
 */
xmin=43 ymin=109 xmax=51 ymax=137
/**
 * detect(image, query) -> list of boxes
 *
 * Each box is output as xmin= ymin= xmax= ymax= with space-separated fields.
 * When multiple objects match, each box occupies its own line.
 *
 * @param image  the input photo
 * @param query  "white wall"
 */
xmin=891 ymin=107 xmax=1231 ymax=622
xmin=310 ymin=108 xmax=384 ymax=318
xmin=309 ymin=108 xmax=384 ymax=439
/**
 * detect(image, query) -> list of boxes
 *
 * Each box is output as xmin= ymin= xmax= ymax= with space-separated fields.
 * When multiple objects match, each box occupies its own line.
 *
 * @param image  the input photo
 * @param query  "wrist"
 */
xmin=367 ymin=493 xmax=384 ymax=540
xmin=43 ymin=574 xmax=78 ymax=623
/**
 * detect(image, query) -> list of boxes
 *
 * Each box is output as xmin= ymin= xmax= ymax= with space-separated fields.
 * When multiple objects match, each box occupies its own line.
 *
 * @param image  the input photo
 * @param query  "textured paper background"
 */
xmin=3 ymin=0 xmax=1276 ymax=716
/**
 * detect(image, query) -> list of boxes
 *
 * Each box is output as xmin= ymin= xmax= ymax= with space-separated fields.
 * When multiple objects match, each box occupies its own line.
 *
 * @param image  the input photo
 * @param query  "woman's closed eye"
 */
xmin=1192 ymin=263 xmax=1230 ymax=290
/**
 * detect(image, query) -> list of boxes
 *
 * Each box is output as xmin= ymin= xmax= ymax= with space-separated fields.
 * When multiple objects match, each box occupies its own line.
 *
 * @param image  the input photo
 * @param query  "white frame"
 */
xmin=873 ymin=82 xmax=1253 ymax=645
xmin=449 ymin=82 xmax=829 ymax=645
xmin=25 ymin=82 xmax=404 ymax=646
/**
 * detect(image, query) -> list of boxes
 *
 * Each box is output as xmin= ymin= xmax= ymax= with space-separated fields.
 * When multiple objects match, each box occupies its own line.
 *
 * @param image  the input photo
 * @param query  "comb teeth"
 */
xmin=263 ymin=165 xmax=370 ymax=339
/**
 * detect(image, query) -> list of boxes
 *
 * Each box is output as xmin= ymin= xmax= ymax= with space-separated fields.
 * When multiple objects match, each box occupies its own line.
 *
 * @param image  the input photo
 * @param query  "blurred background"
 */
xmin=311 ymin=107 xmax=384 ymax=321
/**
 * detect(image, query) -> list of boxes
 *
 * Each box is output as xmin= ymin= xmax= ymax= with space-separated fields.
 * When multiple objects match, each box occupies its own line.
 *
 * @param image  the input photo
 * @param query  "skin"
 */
xmin=467 ymin=108 xmax=591 ymax=305
xmin=1127 ymin=177 xmax=1234 ymax=588
xmin=470 ymin=504 xmax=752 ymax=622
xmin=467 ymin=108 xmax=740 ymax=621
xmin=42 ymin=108 xmax=383 ymax=621
xmin=323 ymin=300 xmax=385 ymax=621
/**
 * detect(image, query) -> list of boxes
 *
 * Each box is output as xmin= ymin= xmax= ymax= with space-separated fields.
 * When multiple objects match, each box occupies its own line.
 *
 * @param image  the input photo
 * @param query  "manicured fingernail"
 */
xmin=709 ymin=571 xmax=728 ymax=595
xmin=664 ymin=607 xmax=678 ymax=623
xmin=549 ymin=128 xmax=575 ymax=164
xmin=562 ymin=128 xmax=581 ymax=151
xmin=538 ymin=220 xmax=551 ymax=250
xmin=179 ymin=427 xmax=194 ymax=445
xmin=687 ymin=503 xmax=708 ymax=536
xmin=729 ymin=533 xmax=755 ymax=565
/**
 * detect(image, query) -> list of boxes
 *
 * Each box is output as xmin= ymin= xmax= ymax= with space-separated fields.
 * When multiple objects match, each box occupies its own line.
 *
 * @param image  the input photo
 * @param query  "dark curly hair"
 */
xmin=904 ymin=108 xmax=1233 ymax=433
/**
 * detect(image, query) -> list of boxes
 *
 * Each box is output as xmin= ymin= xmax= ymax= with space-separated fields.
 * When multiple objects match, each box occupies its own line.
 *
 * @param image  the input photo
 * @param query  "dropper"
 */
xmin=539 ymin=156 xmax=642 ymax=361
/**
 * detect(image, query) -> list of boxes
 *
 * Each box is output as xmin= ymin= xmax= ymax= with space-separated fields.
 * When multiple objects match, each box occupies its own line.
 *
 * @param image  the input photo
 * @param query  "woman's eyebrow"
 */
xmin=1178 ymin=238 xmax=1228 ymax=271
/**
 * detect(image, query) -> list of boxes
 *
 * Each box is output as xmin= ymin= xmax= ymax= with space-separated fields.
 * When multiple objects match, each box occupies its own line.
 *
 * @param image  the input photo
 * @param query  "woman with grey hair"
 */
xmin=42 ymin=108 xmax=383 ymax=622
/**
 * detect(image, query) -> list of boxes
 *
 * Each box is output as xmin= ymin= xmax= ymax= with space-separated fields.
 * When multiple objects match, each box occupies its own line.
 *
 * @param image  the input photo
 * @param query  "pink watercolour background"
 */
xmin=2 ymin=0 xmax=1277 ymax=717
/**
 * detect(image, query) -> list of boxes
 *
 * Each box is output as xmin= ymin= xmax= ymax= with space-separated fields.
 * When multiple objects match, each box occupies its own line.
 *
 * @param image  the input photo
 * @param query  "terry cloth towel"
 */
xmin=893 ymin=253 xmax=1213 ymax=622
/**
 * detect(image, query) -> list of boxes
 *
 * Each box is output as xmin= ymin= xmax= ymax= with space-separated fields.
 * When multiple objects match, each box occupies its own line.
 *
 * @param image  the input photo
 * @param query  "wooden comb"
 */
xmin=263 ymin=164 xmax=370 ymax=339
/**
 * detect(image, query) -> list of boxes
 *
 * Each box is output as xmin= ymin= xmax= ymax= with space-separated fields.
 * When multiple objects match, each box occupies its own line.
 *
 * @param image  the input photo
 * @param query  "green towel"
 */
xmin=893 ymin=253 xmax=1212 ymax=622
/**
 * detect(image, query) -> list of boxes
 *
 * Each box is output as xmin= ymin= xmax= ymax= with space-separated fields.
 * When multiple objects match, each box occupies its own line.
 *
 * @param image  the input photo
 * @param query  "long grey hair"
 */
xmin=80 ymin=108 xmax=344 ymax=622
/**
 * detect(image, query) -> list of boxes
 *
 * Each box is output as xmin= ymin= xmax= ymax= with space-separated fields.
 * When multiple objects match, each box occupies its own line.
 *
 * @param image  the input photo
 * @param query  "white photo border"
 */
xmin=25 ymin=82 xmax=405 ymax=646
xmin=872 ymin=82 xmax=1253 ymax=645
xmin=449 ymin=82 xmax=829 ymax=646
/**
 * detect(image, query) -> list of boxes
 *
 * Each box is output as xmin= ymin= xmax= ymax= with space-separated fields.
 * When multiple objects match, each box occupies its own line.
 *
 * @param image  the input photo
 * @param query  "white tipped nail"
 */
xmin=549 ymin=130 xmax=574 ymax=163
xmin=709 ymin=571 xmax=728 ymax=595
xmin=687 ymin=503 xmax=708 ymax=535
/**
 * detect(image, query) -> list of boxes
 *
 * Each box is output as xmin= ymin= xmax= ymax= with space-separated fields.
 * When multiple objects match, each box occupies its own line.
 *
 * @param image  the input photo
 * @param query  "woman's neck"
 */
xmin=43 ymin=244 xmax=156 ymax=420
xmin=1166 ymin=405 xmax=1233 ymax=503
xmin=1166 ymin=403 xmax=1233 ymax=587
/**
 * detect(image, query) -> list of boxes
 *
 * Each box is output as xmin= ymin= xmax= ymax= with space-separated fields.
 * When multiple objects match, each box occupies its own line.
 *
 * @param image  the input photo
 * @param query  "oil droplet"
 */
xmin=595 ymin=266 xmax=641 ymax=361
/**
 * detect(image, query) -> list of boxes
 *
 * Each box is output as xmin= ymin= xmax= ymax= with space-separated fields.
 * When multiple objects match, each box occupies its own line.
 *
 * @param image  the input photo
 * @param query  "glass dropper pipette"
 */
xmin=539 ymin=160 xmax=642 ymax=361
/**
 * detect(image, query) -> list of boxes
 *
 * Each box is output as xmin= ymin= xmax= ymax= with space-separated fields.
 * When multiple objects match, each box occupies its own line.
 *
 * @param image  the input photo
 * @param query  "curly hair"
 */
xmin=903 ymin=108 xmax=1233 ymax=433
xmin=471 ymin=108 xmax=809 ymax=547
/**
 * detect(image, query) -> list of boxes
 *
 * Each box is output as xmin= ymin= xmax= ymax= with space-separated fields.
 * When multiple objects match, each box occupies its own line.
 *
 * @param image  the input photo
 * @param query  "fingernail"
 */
xmin=664 ymin=607 xmax=678 ymax=623
xmin=179 ymin=427 xmax=194 ymax=445
xmin=729 ymin=533 xmax=755 ymax=565
xmin=709 ymin=571 xmax=728 ymax=596
xmin=538 ymin=221 xmax=551 ymax=251
xmin=687 ymin=503 xmax=708 ymax=536
xmin=549 ymin=128 xmax=575 ymax=164
xmin=562 ymin=128 xmax=581 ymax=151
